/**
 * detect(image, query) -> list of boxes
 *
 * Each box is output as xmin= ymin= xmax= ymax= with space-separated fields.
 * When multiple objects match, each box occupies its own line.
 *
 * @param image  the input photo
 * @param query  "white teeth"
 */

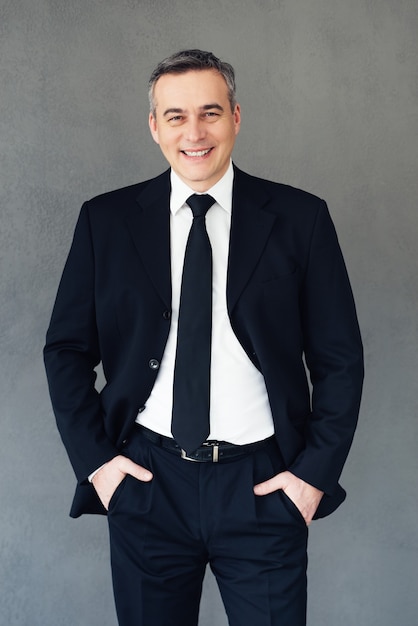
xmin=183 ymin=149 xmax=211 ymax=157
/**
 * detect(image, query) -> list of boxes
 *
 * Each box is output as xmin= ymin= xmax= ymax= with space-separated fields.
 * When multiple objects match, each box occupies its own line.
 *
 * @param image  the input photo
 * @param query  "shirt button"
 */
xmin=149 ymin=359 xmax=160 ymax=370
xmin=162 ymin=310 xmax=171 ymax=320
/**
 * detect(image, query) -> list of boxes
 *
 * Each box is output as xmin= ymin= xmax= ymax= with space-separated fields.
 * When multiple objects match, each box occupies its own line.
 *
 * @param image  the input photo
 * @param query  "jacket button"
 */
xmin=162 ymin=310 xmax=171 ymax=320
xmin=149 ymin=359 xmax=160 ymax=370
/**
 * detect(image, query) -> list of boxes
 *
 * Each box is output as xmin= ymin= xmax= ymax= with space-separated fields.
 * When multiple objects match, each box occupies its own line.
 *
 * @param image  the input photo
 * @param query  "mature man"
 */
xmin=44 ymin=49 xmax=364 ymax=626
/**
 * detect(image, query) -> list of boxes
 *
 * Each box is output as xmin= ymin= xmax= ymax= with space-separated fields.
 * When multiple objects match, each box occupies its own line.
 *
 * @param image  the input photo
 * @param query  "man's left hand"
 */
xmin=253 ymin=471 xmax=324 ymax=526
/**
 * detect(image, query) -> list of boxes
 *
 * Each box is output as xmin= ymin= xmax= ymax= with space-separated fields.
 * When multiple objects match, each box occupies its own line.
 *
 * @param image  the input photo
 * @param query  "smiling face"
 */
xmin=149 ymin=69 xmax=241 ymax=192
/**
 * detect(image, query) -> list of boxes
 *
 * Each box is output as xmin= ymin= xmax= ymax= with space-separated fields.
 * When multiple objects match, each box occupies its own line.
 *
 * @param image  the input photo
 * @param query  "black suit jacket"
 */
xmin=44 ymin=166 xmax=364 ymax=518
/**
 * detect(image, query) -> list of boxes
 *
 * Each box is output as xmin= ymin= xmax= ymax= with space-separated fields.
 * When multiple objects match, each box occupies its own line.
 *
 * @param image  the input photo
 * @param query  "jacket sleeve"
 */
xmin=44 ymin=203 xmax=119 ymax=483
xmin=289 ymin=200 xmax=364 ymax=496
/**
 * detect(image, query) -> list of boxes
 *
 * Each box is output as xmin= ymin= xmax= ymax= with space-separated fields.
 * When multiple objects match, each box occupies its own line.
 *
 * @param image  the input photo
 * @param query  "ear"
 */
xmin=233 ymin=104 xmax=241 ymax=136
xmin=149 ymin=112 xmax=160 ymax=144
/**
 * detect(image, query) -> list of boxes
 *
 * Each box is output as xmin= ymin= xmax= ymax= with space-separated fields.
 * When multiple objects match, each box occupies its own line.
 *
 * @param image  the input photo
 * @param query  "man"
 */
xmin=44 ymin=49 xmax=364 ymax=626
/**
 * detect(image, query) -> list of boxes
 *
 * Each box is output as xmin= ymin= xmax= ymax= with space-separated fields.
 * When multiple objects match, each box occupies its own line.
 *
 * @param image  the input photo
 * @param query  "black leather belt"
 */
xmin=135 ymin=424 xmax=274 ymax=463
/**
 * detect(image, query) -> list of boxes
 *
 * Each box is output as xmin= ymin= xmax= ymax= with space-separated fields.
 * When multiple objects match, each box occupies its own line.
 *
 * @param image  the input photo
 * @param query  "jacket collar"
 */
xmin=127 ymin=170 xmax=172 ymax=309
xmin=126 ymin=166 xmax=277 ymax=313
xmin=227 ymin=166 xmax=277 ymax=312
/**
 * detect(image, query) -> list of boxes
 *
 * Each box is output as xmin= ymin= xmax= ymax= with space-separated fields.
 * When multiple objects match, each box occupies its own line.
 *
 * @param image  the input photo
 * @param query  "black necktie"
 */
xmin=171 ymin=194 xmax=216 ymax=454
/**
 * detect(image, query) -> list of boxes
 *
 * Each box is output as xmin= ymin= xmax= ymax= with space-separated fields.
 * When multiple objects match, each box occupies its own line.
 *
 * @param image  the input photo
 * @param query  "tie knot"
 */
xmin=186 ymin=194 xmax=216 ymax=218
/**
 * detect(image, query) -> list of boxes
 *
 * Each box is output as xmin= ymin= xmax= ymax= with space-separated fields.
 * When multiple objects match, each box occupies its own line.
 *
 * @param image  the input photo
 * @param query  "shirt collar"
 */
xmin=170 ymin=161 xmax=234 ymax=216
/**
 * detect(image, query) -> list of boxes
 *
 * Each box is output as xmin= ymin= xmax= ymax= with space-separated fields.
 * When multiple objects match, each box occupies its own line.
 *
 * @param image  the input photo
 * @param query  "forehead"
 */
xmin=153 ymin=69 xmax=229 ymax=110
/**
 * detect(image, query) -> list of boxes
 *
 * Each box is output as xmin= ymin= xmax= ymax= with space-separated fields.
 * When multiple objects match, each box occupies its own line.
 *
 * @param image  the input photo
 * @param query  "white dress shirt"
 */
xmin=137 ymin=162 xmax=274 ymax=444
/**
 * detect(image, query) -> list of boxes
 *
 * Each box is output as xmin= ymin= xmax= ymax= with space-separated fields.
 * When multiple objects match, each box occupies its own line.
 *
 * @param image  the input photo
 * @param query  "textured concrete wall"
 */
xmin=1 ymin=1 xmax=417 ymax=624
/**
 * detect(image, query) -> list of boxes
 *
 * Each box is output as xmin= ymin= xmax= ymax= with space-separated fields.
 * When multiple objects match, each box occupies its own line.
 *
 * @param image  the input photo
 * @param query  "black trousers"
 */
xmin=107 ymin=428 xmax=308 ymax=626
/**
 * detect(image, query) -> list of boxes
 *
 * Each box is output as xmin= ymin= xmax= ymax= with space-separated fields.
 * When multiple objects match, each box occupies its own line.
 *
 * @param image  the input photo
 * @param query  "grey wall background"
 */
xmin=1 ymin=0 xmax=417 ymax=624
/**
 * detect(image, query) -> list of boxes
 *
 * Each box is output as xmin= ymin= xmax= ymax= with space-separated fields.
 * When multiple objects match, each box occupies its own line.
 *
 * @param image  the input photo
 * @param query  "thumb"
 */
xmin=254 ymin=471 xmax=288 ymax=496
xmin=120 ymin=457 xmax=153 ymax=482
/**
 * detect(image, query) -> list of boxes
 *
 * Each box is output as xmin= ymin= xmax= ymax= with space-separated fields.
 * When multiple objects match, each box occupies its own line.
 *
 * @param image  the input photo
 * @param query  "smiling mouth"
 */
xmin=181 ymin=148 xmax=213 ymax=157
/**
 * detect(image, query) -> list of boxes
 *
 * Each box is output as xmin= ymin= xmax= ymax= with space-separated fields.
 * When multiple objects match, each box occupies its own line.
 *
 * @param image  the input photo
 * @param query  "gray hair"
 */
xmin=148 ymin=49 xmax=236 ymax=116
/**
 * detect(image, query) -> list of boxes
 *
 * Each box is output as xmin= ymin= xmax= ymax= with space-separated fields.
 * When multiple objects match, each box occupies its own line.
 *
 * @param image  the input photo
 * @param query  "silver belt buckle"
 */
xmin=181 ymin=443 xmax=220 ymax=462
xmin=203 ymin=442 xmax=219 ymax=462
xmin=180 ymin=449 xmax=199 ymax=462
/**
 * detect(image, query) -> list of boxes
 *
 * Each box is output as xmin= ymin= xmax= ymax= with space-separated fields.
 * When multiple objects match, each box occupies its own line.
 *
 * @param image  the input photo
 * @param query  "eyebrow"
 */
xmin=162 ymin=103 xmax=225 ymax=117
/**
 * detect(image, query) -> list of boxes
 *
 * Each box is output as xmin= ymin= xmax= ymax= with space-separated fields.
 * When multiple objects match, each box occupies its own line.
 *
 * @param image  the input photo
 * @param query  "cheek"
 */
xmin=159 ymin=132 xmax=179 ymax=151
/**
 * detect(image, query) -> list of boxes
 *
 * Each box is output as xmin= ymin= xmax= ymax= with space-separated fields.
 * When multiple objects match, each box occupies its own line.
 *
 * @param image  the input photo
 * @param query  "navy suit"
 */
xmin=44 ymin=166 xmax=363 ymax=624
xmin=44 ymin=165 xmax=363 ymax=519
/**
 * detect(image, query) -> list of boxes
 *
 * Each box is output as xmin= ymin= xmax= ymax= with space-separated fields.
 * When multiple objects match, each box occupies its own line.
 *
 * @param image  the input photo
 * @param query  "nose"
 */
xmin=184 ymin=116 xmax=206 ymax=143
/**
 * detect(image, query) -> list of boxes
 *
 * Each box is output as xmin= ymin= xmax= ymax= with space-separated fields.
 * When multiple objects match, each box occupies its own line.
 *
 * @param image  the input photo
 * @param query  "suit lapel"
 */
xmin=227 ymin=167 xmax=277 ymax=313
xmin=125 ymin=166 xmax=277 ymax=314
xmin=126 ymin=170 xmax=172 ymax=309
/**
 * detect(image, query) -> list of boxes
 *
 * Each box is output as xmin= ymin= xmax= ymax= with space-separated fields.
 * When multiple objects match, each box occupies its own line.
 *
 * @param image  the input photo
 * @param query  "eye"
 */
xmin=203 ymin=111 xmax=220 ymax=122
xmin=168 ymin=115 xmax=183 ymax=123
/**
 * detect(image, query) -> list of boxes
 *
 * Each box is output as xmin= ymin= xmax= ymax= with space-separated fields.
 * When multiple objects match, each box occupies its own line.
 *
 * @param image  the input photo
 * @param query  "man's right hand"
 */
xmin=91 ymin=455 xmax=153 ymax=510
